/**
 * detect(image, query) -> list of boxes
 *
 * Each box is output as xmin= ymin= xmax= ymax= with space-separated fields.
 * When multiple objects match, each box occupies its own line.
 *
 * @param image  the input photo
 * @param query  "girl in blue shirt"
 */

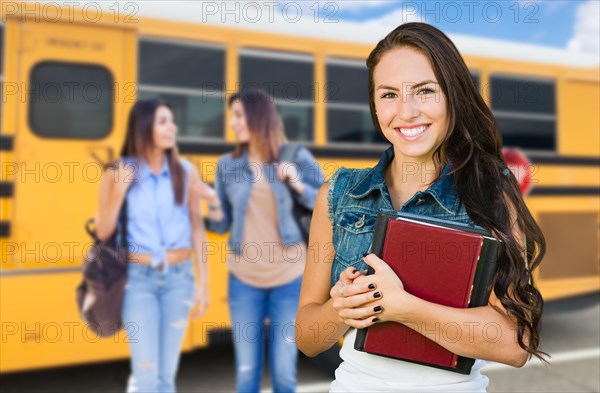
xmin=95 ymin=99 xmax=209 ymax=393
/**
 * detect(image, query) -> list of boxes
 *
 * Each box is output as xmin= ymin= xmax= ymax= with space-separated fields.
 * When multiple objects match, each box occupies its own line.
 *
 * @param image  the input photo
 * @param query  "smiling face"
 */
xmin=152 ymin=105 xmax=177 ymax=150
xmin=229 ymin=99 xmax=252 ymax=144
xmin=373 ymin=46 xmax=449 ymax=164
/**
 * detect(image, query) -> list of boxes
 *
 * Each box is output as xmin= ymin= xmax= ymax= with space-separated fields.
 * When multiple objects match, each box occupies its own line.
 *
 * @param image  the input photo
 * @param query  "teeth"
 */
xmin=399 ymin=125 xmax=428 ymax=137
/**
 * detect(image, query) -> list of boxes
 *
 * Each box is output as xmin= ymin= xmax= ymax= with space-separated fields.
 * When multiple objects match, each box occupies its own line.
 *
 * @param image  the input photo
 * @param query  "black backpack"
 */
xmin=279 ymin=143 xmax=312 ymax=244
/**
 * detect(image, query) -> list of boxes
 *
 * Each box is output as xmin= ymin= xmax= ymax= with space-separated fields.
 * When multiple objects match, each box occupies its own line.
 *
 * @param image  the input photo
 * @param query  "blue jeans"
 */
xmin=228 ymin=273 xmax=302 ymax=393
xmin=122 ymin=259 xmax=195 ymax=393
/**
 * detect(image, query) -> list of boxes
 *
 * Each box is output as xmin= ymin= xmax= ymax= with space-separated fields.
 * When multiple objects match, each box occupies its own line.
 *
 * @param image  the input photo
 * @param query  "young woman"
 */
xmin=95 ymin=99 xmax=209 ymax=393
xmin=197 ymin=88 xmax=325 ymax=392
xmin=296 ymin=22 xmax=546 ymax=392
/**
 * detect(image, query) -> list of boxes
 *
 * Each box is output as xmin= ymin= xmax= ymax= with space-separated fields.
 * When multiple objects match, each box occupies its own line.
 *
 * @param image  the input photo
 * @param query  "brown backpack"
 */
xmin=76 ymin=199 xmax=128 ymax=338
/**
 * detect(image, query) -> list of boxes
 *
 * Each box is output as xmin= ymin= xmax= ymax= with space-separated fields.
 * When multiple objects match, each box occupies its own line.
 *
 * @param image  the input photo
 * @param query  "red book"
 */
xmin=354 ymin=210 xmax=498 ymax=374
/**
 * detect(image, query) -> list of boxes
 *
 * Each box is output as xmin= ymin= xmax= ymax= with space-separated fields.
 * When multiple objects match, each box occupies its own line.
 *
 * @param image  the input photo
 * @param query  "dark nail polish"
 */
xmin=368 ymin=283 xmax=376 ymax=290
xmin=363 ymin=252 xmax=370 ymax=257
xmin=374 ymin=305 xmax=382 ymax=312
xmin=373 ymin=291 xmax=381 ymax=298
xmin=372 ymin=317 xmax=380 ymax=323
xmin=352 ymin=269 xmax=359 ymax=274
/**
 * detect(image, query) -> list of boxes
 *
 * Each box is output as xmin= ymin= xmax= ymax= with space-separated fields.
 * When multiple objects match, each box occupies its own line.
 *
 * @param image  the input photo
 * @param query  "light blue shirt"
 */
xmin=122 ymin=155 xmax=192 ymax=273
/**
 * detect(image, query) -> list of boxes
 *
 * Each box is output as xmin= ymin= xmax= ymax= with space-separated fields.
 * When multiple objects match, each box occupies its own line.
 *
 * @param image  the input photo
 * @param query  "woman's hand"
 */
xmin=330 ymin=254 xmax=415 ymax=329
xmin=191 ymin=284 xmax=209 ymax=320
xmin=330 ymin=266 xmax=381 ymax=329
xmin=113 ymin=161 xmax=136 ymax=196
xmin=193 ymin=181 xmax=218 ymax=202
xmin=276 ymin=162 xmax=305 ymax=195
xmin=352 ymin=253 xmax=416 ymax=325
xmin=94 ymin=161 xmax=135 ymax=241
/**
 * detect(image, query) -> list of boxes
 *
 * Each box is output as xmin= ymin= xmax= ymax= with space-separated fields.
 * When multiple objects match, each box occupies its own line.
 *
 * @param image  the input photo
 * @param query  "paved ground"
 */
xmin=1 ymin=292 xmax=598 ymax=392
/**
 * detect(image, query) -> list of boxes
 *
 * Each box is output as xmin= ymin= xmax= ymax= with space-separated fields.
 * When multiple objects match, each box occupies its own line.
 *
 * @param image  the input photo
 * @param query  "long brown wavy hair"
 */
xmin=119 ymin=98 xmax=186 ymax=204
xmin=367 ymin=23 xmax=547 ymax=361
xmin=228 ymin=88 xmax=287 ymax=162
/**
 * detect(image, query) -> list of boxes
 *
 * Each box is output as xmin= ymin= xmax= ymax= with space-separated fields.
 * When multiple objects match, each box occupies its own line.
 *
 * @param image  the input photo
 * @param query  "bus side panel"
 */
xmin=0 ymin=273 xmax=130 ymax=372
xmin=560 ymin=78 xmax=600 ymax=156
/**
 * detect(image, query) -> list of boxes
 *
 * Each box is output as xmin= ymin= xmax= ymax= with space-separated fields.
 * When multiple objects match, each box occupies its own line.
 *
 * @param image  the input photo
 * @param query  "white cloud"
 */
xmin=278 ymin=1 xmax=395 ymax=13
xmin=360 ymin=7 xmax=422 ymax=30
xmin=274 ymin=0 xmax=394 ymax=18
xmin=26 ymin=0 xmax=597 ymax=66
xmin=567 ymin=0 xmax=600 ymax=55
xmin=334 ymin=0 xmax=395 ymax=12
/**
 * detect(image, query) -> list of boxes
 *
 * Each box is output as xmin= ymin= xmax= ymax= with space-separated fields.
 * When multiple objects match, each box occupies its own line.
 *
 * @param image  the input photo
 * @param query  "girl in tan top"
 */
xmin=197 ymin=88 xmax=325 ymax=392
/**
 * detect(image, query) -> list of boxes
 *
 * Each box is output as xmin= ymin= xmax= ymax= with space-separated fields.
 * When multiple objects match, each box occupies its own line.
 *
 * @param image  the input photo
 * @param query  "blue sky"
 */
xmin=329 ymin=0 xmax=593 ymax=51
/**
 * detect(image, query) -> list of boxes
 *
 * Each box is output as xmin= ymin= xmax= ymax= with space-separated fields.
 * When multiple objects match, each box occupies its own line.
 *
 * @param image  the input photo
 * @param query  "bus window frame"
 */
xmin=325 ymin=56 xmax=386 ymax=147
xmin=136 ymin=84 xmax=227 ymax=143
xmin=470 ymin=70 xmax=480 ymax=90
xmin=489 ymin=73 xmax=557 ymax=152
xmin=239 ymin=47 xmax=316 ymax=143
xmin=137 ymin=36 xmax=228 ymax=143
xmin=28 ymin=60 xmax=115 ymax=140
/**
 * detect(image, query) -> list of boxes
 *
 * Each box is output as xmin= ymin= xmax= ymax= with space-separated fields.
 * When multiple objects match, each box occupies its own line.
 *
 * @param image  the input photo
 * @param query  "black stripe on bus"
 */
xmin=527 ymin=154 xmax=600 ymax=166
xmin=0 ymin=135 xmax=14 ymax=151
xmin=178 ymin=141 xmax=389 ymax=159
xmin=0 ymin=221 xmax=10 ymax=237
xmin=529 ymin=187 xmax=600 ymax=196
xmin=178 ymin=141 xmax=599 ymax=165
xmin=201 ymin=181 xmax=596 ymax=197
xmin=178 ymin=141 xmax=233 ymax=155
xmin=0 ymin=182 xmax=13 ymax=197
xmin=310 ymin=146 xmax=389 ymax=159
xmin=309 ymin=149 xmax=600 ymax=164
xmin=0 ymin=267 xmax=83 ymax=277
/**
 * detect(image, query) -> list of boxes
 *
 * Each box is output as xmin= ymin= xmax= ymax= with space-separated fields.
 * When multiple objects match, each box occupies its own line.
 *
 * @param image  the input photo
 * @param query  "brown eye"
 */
xmin=416 ymin=88 xmax=434 ymax=95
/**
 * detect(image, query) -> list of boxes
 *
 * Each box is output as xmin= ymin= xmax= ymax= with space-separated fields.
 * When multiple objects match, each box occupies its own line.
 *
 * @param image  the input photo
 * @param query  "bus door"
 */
xmin=1 ymin=14 xmax=136 ymax=372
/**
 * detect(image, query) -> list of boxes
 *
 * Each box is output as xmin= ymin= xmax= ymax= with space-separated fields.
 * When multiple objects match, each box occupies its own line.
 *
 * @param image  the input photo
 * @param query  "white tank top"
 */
xmin=330 ymin=328 xmax=489 ymax=392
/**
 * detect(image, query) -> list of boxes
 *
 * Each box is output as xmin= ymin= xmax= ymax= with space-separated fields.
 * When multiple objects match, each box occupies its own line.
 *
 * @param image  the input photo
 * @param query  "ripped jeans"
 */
xmin=122 ymin=259 xmax=195 ymax=393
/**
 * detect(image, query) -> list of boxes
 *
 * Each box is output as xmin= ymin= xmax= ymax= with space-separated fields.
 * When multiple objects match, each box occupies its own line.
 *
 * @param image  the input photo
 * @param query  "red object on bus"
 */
xmin=502 ymin=148 xmax=534 ymax=196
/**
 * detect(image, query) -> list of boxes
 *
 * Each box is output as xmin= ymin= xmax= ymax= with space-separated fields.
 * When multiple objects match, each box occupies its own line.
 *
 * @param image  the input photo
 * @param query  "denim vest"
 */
xmin=206 ymin=145 xmax=325 ymax=254
xmin=327 ymin=147 xmax=475 ymax=287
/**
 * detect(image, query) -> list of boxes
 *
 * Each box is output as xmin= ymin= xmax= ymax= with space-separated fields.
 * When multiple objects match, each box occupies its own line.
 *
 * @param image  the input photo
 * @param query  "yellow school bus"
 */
xmin=0 ymin=2 xmax=598 ymax=373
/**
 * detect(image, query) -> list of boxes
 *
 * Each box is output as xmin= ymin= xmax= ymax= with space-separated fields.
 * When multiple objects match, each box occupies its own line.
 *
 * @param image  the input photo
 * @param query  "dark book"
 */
xmin=354 ymin=209 xmax=499 ymax=374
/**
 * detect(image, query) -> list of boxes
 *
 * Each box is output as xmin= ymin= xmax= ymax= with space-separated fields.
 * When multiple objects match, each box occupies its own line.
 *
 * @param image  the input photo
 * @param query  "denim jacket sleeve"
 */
xmin=294 ymin=146 xmax=325 ymax=210
xmin=204 ymin=156 xmax=233 ymax=234
xmin=326 ymin=167 xmax=346 ymax=225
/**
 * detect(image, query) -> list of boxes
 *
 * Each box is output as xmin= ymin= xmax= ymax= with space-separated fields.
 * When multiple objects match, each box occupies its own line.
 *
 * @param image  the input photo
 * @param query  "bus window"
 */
xmin=326 ymin=59 xmax=382 ymax=145
xmin=240 ymin=49 xmax=314 ymax=142
xmin=471 ymin=71 xmax=480 ymax=90
xmin=490 ymin=76 xmax=556 ymax=151
xmin=29 ymin=62 xmax=113 ymax=139
xmin=138 ymin=39 xmax=225 ymax=140
xmin=1 ymin=24 xmax=4 ymax=127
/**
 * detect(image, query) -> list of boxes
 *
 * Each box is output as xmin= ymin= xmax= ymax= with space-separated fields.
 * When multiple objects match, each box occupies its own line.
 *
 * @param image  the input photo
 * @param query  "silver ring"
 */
xmin=338 ymin=282 xmax=345 ymax=297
